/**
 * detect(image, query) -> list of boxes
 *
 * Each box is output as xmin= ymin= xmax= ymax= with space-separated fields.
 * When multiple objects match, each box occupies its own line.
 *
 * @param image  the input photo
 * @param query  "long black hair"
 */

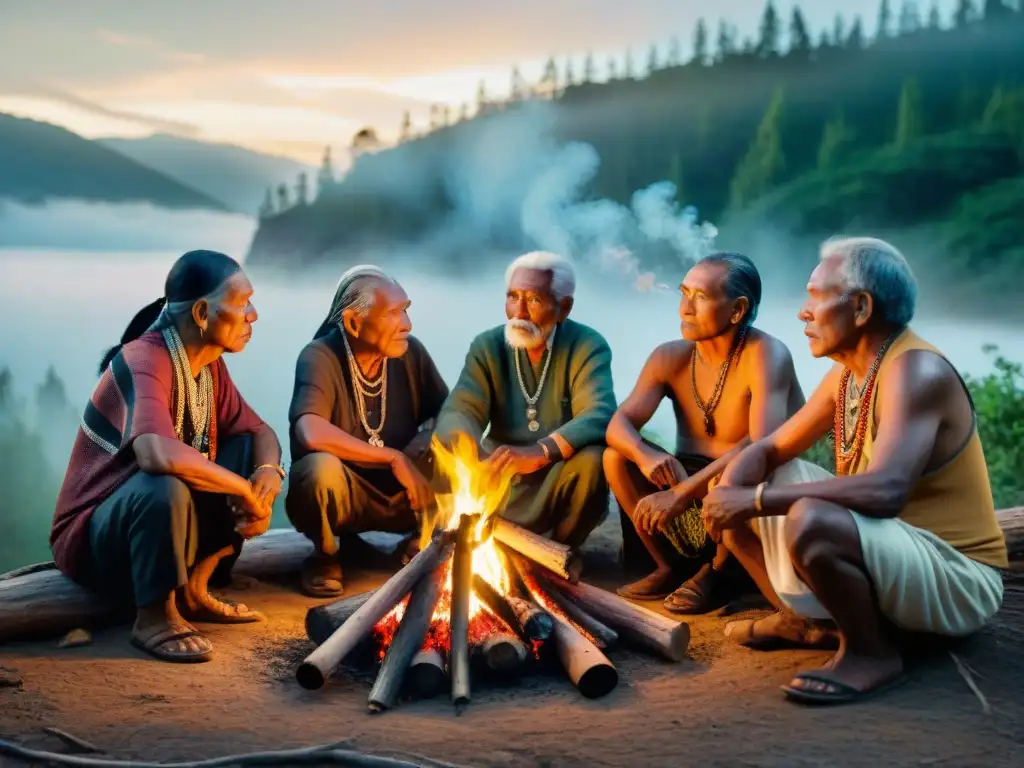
xmin=98 ymin=250 xmax=242 ymax=375
xmin=698 ymin=252 xmax=763 ymax=326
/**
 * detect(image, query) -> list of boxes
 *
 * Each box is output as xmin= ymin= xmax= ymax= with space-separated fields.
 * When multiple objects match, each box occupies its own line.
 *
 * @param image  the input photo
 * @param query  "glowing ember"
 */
xmin=374 ymin=433 xmax=517 ymax=653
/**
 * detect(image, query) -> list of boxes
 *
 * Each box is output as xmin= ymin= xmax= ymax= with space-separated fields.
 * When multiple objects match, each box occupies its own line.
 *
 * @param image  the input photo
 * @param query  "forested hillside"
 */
xmin=248 ymin=1 xmax=1024 ymax=296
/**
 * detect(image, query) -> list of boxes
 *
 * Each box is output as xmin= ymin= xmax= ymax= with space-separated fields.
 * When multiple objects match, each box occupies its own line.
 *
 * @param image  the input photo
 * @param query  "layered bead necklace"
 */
xmin=342 ymin=331 xmax=388 ymax=448
xmin=514 ymin=325 xmax=556 ymax=433
xmin=162 ymin=325 xmax=214 ymax=458
xmin=833 ymin=333 xmax=899 ymax=476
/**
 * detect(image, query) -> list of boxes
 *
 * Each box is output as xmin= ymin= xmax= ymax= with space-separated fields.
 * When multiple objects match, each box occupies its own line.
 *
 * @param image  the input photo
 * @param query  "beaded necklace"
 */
xmin=162 ymin=324 xmax=214 ymax=458
xmin=833 ymin=333 xmax=899 ymax=476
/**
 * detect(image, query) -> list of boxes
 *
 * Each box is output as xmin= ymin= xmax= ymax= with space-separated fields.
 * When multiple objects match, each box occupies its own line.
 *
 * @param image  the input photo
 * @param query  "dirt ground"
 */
xmin=2 ymin=516 xmax=1023 ymax=768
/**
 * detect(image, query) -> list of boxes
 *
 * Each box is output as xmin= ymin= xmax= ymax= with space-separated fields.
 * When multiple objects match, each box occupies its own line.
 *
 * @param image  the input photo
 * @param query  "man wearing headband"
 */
xmin=285 ymin=265 xmax=449 ymax=597
xmin=433 ymin=251 xmax=616 ymax=547
xmin=51 ymin=250 xmax=283 ymax=664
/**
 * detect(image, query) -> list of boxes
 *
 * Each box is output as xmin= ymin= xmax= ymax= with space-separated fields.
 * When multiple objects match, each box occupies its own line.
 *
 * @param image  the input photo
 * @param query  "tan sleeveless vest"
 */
xmin=853 ymin=329 xmax=1008 ymax=569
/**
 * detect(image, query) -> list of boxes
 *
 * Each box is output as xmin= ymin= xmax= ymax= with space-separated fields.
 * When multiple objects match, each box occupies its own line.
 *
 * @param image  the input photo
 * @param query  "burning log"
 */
xmin=449 ymin=515 xmax=476 ymax=708
xmin=368 ymin=562 xmax=447 ymax=713
xmin=407 ymin=647 xmax=446 ymax=699
xmin=296 ymin=533 xmax=452 ymax=690
xmin=539 ymin=571 xmax=690 ymax=662
xmin=492 ymin=518 xmax=583 ymax=583
xmin=305 ymin=589 xmax=377 ymax=646
xmin=476 ymin=632 xmax=529 ymax=676
xmin=505 ymin=595 xmax=554 ymax=643
xmin=511 ymin=558 xmax=618 ymax=699
xmin=537 ymin=581 xmax=619 ymax=650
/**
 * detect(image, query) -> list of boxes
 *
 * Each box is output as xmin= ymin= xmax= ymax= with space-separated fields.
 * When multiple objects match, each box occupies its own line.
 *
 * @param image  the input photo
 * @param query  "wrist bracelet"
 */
xmin=255 ymin=463 xmax=287 ymax=480
xmin=754 ymin=481 xmax=766 ymax=513
xmin=538 ymin=436 xmax=560 ymax=461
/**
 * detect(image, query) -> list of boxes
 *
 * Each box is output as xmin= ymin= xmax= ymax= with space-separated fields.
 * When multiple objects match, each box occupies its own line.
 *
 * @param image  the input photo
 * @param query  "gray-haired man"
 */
xmin=285 ymin=265 xmax=449 ymax=597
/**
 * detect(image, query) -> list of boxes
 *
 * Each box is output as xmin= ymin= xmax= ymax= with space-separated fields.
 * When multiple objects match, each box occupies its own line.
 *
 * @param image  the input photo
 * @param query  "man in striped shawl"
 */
xmin=285 ymin=266 xmax=449 ymax=597
xmin=50 ymin=250 xmax=283 ymax=663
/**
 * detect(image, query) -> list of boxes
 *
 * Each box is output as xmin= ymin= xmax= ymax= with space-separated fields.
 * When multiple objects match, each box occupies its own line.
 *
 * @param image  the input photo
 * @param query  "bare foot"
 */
xmin=616 ymin=567 xmax=683 ymax=600
xmin=724 ymin=610 xmax=840 ymax=650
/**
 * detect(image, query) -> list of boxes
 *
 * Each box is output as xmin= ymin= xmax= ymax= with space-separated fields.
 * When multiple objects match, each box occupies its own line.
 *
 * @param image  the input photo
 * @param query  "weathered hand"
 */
xmin=634 ymin=487 xmax=691 ymax=537
xmin=487 ymin=444 xmax=550 ymax=479
xmin=390 ymin=452 xmax=434 ymax=512
xmin=702 ymin=485 xmax=757 ymax=538
xmin=636 ymin=449 xmax=687 ymax=489
xmin=249 ymin=466 xmax=282 ymax=509
xmin=231 ymin=489 xmax=272 ymax=539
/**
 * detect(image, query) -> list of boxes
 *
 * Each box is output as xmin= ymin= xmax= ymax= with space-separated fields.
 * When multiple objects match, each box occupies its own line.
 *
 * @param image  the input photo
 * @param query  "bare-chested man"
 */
xmin=604 ymin=252 xmax=804 ymax=613
xmin=703 ymin=237 xmax=1006 ymax=705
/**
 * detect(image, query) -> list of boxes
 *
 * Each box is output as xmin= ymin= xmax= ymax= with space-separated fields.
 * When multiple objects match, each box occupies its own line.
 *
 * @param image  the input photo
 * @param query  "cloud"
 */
xmin=95 ymin=28 xmax=207 ymax=65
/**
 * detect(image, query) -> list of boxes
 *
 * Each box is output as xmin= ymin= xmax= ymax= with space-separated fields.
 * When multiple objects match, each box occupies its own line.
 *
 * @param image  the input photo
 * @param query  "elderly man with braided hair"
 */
xmin=285 ymin=266 xmax=449 ymax=597
xmin=703 ymin=237 xmax=1007 ymax=706
xmin=433 ymin=251 xmax=617 ymax=547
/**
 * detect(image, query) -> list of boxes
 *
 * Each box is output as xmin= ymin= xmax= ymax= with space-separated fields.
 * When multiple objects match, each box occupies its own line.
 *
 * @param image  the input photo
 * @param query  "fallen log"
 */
xmin=999 ymin=507 xmax=1024 ymax=567
xmin=407 ymin=647 xmax=447 ymax=699
xmin=296 ymin=533 xmax=452 ymax=691
xmin=472 ymin=574 xmax=526 ymax=638
xmin=476 ymin=632 xmax=529 ymax=676
xmin=539 ymin=571 xmax=690 ymax=662
xmin=513 ymin=559 xmax=617 ymax=699
xmin=492 ymin=519 xmax=583 ymax=583
xmin=449 ymin=515 xmax=475 ymax=708
xmin=505 ymin=595 xmax=554 ymax=643
xmin=368 ymin=560 xmax=448 ymax=713
xmin=305 ymin=590 xmax=378 ymax=646
xmin=533 ymin=577 xmax=619 ymax=650
xmin=0 ymin=529 xmax=315 ymax=644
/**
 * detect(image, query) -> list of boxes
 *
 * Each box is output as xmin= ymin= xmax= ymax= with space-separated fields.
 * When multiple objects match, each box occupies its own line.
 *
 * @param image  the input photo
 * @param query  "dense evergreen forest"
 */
xmin=248 ymin=0 xmax=1024 ymax=299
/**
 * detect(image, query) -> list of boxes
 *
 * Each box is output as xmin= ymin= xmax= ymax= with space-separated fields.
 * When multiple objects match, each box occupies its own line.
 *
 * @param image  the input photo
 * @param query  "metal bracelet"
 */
xmin=255 ymin=462 xmax=287 ymax=480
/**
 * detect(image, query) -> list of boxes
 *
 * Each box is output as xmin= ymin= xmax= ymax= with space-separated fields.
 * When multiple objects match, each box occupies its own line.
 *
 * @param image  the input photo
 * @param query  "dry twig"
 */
xmin=0 ymin=739 xmax=464 ymax=768
xmin=948 ymin=650 xmax=992 ymax=715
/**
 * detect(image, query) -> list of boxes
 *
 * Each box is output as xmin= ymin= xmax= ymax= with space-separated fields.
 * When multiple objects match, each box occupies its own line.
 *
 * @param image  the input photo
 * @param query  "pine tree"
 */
xmin=789 ymin=6 xmax=812 ymax=58
xmin=541 ymin=56 xmax=558 ymax=94
xmin=848 ymin=16 xmax=866 ymax=47
xmin=817 ymin=113 xmax=855 ymax=170
xmin=476 ymin=80 xmax=487 ymax=114
xmin=729 ymin=87 xmax=786 ymax=209
xmin=834 ymin=14 xmax=847 ymax=44
xmin=894 ymin=77 xmax=924 ymax=148
xmin=583 ymin=53 xmax=595 ymax=82
xmin=954 ymin=0 xmax=977 ymax=26
xmin=818 ymin=29 xmax=833 ymax=50
xmin=899 ymin=1 xmax=922 ymax=33
xmin=565 ymin=58 xmax=576 ymax=87
xmin=983 ymin=1 xmax=1013 ymax=20
xmin=928 ymin=1 xmax=942 ymax=28
xmin=607 ymin=57 xmax=618 ymax=80
xmin=667 ymin=36 xmax=682 ymax=66
xmin=693 ymin=19 xmax=709 ymax=65
xmin=623 ymin=48 xmax=634 ymax=78
xmin=716 ymin=20 xmax=736 ymax=61
xmin=399 ymin=110 xmax=411 ymax=142
xmin=877 ymin=0 xmax=894 ymax=38
xmin=757 ymin=1 xmax=782 ymax=57
xmin=647 ymin=44 xmax=659 ymax=75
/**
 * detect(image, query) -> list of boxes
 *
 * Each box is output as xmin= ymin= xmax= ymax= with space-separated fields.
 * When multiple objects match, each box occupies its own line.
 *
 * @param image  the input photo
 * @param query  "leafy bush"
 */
xmin=964 ymin=347 xmax=1024 ymax=508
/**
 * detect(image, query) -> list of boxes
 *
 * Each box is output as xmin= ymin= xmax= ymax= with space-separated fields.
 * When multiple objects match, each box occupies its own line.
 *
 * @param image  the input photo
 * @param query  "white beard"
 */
xmin=504 ymin=319 xmax=546 ymax=350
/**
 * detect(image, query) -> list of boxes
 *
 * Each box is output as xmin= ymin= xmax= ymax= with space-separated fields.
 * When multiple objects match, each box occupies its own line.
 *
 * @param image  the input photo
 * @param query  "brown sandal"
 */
xmin=130 ymin=625 xmax=214 ymax=664
xmin=301 ymin=554 xmax=344 ymax=598
xmin=724 ymin=611 xmax=839 ymax=651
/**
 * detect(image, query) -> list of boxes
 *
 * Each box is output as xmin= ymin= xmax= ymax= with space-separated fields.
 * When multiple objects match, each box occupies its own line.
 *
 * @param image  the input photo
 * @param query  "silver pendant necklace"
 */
xmin=514 ymin=326 xmax=555 ymax=433
xmin=342 ymin=332 xmax=387 ymax=448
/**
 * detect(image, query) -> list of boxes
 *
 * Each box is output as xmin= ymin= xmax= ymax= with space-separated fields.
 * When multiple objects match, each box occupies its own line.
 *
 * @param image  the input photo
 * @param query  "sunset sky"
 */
xmin=0 ymin=1 xmax=958 ymax=165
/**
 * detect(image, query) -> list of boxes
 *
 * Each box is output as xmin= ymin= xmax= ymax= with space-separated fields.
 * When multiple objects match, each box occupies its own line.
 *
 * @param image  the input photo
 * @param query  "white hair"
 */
xmin=504 ymin=251 xmax=577 ymax=300
xmin=327 ymin=264 xmax=395 ymax=325
xmin=820 ymin=237 xmax=918 ymax=328
xmin=163 ymin=282 xmax=233 ymax=322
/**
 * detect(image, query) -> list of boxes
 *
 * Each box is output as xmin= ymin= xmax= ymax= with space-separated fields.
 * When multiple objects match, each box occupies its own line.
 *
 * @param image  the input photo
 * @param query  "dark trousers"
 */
xmin=83 ymin=435 xmax=253 ymax=607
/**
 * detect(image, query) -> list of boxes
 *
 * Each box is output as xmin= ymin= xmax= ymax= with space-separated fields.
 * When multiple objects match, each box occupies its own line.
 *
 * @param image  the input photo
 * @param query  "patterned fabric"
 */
xmin=50 ymin=331 xmax=265 ymax=580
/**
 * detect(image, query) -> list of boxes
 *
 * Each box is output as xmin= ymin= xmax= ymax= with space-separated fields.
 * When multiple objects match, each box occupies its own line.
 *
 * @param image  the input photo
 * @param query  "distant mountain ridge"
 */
xmin=0 ymin=113 xmax=226 ymax=211
xmin=100 ymin=134 xmax=314 ymax=214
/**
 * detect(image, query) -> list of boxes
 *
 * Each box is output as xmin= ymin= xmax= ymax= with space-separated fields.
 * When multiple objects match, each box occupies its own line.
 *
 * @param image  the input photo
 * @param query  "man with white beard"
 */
xmin=434 ymin=251 xmax=616 ymax=547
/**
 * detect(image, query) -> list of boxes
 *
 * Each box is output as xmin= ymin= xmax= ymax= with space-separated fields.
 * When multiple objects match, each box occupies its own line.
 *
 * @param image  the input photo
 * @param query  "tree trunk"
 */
xmin=305 ymin=590 xmax=377 ymax=646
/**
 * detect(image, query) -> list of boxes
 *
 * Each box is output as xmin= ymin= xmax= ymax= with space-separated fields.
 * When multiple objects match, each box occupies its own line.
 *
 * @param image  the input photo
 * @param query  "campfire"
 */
xmin=296 ymin=435 xmax=690 ymax=713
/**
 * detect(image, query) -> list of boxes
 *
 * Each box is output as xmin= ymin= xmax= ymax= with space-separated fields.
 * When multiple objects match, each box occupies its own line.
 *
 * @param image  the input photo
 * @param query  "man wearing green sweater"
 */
xmin=434 ymin=251 xmax=616 ymax=547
